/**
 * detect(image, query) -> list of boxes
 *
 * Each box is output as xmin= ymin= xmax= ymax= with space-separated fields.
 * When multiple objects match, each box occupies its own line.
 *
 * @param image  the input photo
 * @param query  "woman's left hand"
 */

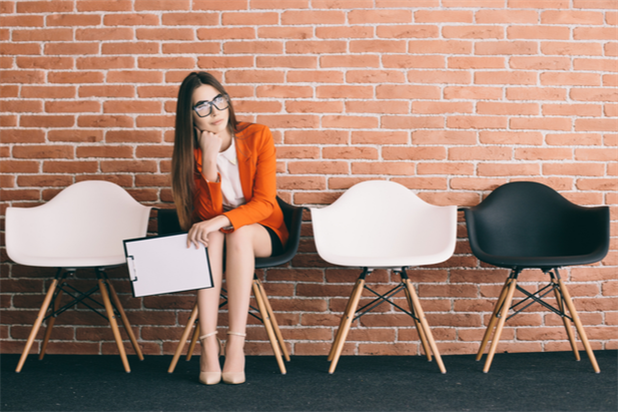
xmin=187 ymin=215 xmax=231 ymax=249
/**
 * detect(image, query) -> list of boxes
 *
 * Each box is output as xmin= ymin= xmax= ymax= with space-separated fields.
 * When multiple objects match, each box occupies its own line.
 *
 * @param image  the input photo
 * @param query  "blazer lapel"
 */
xmin=235 ymin=138 xmax=253 ymax=201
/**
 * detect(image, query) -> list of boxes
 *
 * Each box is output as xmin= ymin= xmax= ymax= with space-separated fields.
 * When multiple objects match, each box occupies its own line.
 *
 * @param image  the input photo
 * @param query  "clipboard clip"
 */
xmin=126 ymin=255 xmax=138 ymax=282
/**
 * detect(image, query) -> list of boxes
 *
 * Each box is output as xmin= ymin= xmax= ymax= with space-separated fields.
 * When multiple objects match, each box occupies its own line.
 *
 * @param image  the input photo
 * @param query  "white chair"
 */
xmin=6 ymin=180 xmax=152 ymax=373
xmin=311 ymin=180 xmax=457 ymax=374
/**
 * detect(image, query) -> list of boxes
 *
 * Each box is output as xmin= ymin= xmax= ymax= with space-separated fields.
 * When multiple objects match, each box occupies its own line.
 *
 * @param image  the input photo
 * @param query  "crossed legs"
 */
xmin=197 ymin=224 xmax=272 ymax=379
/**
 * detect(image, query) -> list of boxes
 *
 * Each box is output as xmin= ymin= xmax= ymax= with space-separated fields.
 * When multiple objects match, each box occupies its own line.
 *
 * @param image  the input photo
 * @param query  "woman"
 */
xmin=171 ymin=72 xmax=288 ymax=385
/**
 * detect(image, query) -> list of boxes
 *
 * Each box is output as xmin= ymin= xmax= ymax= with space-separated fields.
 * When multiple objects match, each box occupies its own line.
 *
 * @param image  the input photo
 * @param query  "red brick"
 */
xmin=136 ymin=28 xmax=194 ymax=41
xmin=541 ymin=41 xmax=603 ymax=56
xmin=352 ymin=131 xmax=408 ymax=145
xmin=255 ymin=85 xmax=313 ymax=99
xmin=350 ymin=40 xmax=406 ymax=53
xmin=570 ymin=88 xmax=618 ymax=102
xmin=259 ymin=27 xmax=313 ymax=39
xmin=448 ymin=56 xmax=505 ymax=69
xmin=224 ymin=41 xmax=283 ymax=55
xmin=444 ymin=86 xmax=502 ymax=100
xmin=447 ymin=116 xmax=508 ymax=130
xmin=317 ymin=85 xmax=373 ymax=99
xmin=408 ymin=70 xmax=471 ymax=84
xmin=257 ymin=56 xmax=317 ymax=69
xmin=475 ymin=71 xmax=537 ymax=85
xmin=101 ymin=42 xmax=159 ymax=55
xmin=509 ymin=56 xmax=570 ymax=70
xmin=478 ymin=132 xmax=540 ymax=146
xmin=377 ymin=85 xmax=441 ymax=100
xmin=414 ymin=130 xmax=476 ymax=145
xmin=476 ymin=41 xmax=537 ymax=55
xmin=163 ymin=13 xmax=218 ymax=26
xmin=48 ymin=71 xmax=104 ymax=84
xmin=443 ymin=25 xmax=503 ymax=39
xmin=507 ymin=87 xmax=567 ymax=101
xmin=351 ymin=162 xmax=415 ymax=176
xmin=541 ymin=10 xmax=604 ymax=25
xmin=349 ymin=9 xmax=412 ymax=24
xmin=13 ymin=145 xmax=73 ymax=159
xmin=382 ymin=55 xmax=444 ymax=69
xmin=222 ymin=12 xmax=279 ymax=26
xmin=316 ymin=25 xmax=373 ymax=39
xmin=346 ymin=100 xmax=409 ymax=114
xmin=322 ymin=115 xmax=378 ymax=129
xmin=286 ymin=70 xmax=343 ymax=83
xmin=408 ymin=40 xmax=472 ymax=54
xmin=286 ymin=100 xmax=343 ymax=114
xmin=377 ymin=25 xmax=439 ymax=39
xmin=479 ymin=102 xmax=540 ymax=116
xmin=514 ymin=147 xmax=573 ymax=161
xmin=477 ymin=163 xmax=540 ymax=177
xmin=282 ymin=10 xmax=345 ymax=25
xmin=135 ymin=0 xmax=190 ymax=11
xmin=382 ymin=116 xmax=443 ymax=129
xmin=20 ymin=115 xmax=74 ymax=128
xmin=415 ymin=10 xmax=472 ymax=23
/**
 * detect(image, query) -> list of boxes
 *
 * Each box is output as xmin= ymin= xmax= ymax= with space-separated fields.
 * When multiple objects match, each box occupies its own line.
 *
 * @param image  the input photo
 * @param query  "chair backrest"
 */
xmin=156 ymin=197 xmax=305 ymax=269
xmin=464 ymin=181 xmax=609 ymax=267
xmin=6 ymin=181 xmax=152 ymax=268
xmin=311 ymin=180 xmax=457 ymax=268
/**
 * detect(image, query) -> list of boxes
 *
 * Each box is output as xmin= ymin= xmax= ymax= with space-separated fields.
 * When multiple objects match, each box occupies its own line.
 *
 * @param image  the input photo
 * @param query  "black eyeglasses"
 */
xmin=192 ymin=94 xmax=229 ymax=117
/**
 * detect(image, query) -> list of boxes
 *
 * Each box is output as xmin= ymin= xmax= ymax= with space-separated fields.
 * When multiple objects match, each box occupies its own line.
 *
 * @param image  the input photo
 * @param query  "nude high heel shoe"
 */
xmin=199 ymin=331 xmax=221 ymax=385
xmin=222 ymin=331 xmax=246 ymax=385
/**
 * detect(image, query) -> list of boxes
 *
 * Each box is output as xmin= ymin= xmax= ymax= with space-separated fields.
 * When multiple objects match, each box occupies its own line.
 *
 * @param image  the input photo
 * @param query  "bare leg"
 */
xmin=197 ymin=230 xmax=224 ymax=374
xmin=223 ymin=224 xmax=272 ymax=376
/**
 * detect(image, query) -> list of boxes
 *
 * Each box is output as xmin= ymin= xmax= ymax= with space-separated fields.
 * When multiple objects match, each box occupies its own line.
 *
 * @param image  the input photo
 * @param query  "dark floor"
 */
xmin=2 ymin=350 xmax=616 ymax=412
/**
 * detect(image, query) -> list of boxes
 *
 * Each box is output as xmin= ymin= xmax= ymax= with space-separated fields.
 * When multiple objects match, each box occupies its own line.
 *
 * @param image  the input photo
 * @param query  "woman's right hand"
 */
xmin=195 ymin=127 xmax=221 ymax=182
xmin=187 ymin=215 xmax=231 ymax=249
xmin=195 ymin=127 xmax=223 ymax=159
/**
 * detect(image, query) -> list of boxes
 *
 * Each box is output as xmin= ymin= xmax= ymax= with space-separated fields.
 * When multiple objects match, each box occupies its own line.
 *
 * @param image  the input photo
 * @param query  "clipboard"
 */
xmin=123 ymin=233 xmax=214 ymax=298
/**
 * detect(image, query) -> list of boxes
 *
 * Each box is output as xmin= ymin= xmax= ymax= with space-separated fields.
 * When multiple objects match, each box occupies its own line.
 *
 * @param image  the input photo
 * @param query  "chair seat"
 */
xmin=318 ymin=250 xmax=455 ymax=269
xmin=474 ymin=252 xmax=607 ymax=270
xmin=8 ymin=254 xmax=126 ymax=269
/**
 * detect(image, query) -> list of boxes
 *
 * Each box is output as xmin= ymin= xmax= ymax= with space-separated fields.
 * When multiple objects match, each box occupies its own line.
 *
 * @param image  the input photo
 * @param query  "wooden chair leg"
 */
xmin=106 ymin=278 xmax=143 ymax=361
xmin=328 ymin=278 xmax=365 ymax=374
xmin=483 ymin=276 xmax=518 ymax=373
xmin=404 ymin=285 xmax=432 ymax=361
xmin=253 ymin=280 xmax=287 ymax=374
xmin=98 ymin=278 xmax=130 ymax=373
xmin=255 ymin=278 xmax=290 ymax=362
xmin=403 ymin=279 xmax=446 ymax=374
xmin=553 ymin=283 xmax=581 ymax=361
xmin=185 ymin=322 xmax=200 ymax=361
xmin=328 ymin=291 xmax=355 ymax=362
xmin=168 ymin=302 xmax=199 ymax=373
xmin=16 ymin=278 xmax=60 ymax=372
xmin=557 ymin=278 xmax=600 ymax=373
xmin=39 ymin=288 xmax=64 ymax=360
xmin=476 ymin=277 xmax=511 ymax=361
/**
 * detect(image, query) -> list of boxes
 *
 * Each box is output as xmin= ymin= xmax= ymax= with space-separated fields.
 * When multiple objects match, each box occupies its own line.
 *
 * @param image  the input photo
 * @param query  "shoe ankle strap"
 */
xmin=227 ymin=331 xmax=246 ymax=337
xmin=199 ymin=331 xmax=218 ymax=340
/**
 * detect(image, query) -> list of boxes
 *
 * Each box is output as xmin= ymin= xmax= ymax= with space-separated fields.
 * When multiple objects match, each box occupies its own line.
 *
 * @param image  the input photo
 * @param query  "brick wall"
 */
xmin=1 ymin=0 xmax=616 ymax=358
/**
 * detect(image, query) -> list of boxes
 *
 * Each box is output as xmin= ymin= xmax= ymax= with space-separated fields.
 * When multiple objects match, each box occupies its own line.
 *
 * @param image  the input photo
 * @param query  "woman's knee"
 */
xmin=225 ymin=226 xmax=253 ymax=252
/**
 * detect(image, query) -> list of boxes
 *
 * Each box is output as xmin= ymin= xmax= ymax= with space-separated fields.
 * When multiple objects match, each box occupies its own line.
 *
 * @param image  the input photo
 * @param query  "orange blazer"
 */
xmin=193 ymin=123 xmax=288 ymax=247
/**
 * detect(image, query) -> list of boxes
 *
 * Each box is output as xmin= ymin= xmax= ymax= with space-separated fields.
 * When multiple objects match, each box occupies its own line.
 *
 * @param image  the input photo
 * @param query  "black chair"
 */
xmin=464 ymin=181 xmax=609 ymax=373
xmin=160 ymin=197 xmax=305 ymax=375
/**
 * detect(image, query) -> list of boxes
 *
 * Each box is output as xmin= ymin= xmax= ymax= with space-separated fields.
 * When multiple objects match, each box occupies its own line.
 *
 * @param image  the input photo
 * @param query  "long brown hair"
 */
xmin=171 ymin=72 xmax=240 ymax=230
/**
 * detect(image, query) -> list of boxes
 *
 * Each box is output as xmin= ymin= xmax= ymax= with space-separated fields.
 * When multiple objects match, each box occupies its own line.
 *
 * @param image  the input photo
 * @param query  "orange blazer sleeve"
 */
xmin=193 ymin=123 xmax=288 ymax=246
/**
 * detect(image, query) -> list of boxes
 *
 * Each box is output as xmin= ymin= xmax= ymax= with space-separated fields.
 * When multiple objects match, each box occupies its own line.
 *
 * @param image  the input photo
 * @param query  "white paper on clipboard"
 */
xmin=123 ymin=233 xmax=213 ymax=298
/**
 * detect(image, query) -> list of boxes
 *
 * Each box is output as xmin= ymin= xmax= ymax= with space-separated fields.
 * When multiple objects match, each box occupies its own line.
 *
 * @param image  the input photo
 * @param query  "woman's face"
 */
xmin=191 ymin=84 xmax=230 ymax=135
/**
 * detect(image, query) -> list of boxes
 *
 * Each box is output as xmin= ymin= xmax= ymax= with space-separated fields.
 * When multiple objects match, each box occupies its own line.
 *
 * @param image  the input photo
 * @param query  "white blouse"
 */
xmin=217 ymin=138 xmax=245 ymax=211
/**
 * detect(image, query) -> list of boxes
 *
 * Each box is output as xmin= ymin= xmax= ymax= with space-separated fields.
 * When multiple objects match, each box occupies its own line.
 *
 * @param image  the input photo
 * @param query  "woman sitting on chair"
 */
xmin=171 ymin=71 xmax=288 ymax=385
